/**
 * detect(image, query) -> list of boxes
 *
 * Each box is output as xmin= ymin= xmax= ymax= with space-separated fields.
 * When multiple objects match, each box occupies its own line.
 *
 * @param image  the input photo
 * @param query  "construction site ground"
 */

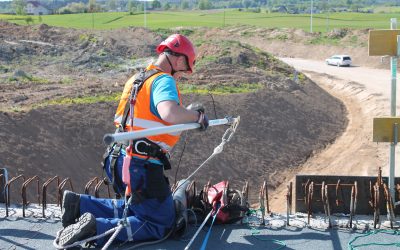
xmin=1 ymin=21 xmax=400 ymax=249
xmin=2 ymin=204 xmax=399 ymax=249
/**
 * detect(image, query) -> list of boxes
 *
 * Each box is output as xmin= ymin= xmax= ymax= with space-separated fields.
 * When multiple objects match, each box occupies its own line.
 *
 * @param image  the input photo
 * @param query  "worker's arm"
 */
xmin=157 ymin=100 xmax=199 ymax=124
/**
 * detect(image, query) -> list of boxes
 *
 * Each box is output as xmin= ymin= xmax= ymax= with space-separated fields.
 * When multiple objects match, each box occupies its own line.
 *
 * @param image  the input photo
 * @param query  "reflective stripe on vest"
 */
xmin=113 ymin=64 xmax=182 ymax=152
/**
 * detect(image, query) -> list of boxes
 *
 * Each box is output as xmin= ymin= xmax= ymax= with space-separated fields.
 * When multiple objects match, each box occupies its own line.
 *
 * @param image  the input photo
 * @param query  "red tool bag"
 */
xmin=204 ymin=181 xmax=249 ymax=224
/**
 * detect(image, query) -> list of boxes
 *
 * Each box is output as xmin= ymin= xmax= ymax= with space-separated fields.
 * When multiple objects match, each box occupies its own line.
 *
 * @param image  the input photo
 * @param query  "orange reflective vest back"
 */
xmin=114 ymin=65 xmax=182 ymax=154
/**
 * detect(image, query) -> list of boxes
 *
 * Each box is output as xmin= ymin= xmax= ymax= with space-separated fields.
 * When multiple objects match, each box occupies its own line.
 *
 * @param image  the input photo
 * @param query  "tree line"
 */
xmin=9 ymin=0 xmax=400 ymax=15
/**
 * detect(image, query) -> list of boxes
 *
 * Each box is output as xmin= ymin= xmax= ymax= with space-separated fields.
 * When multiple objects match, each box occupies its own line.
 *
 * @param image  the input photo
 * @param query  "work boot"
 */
xmin=58 ymin=212 xmax=96 ymax=247
xmin=61 ymin=190 xmax=81 ymax=227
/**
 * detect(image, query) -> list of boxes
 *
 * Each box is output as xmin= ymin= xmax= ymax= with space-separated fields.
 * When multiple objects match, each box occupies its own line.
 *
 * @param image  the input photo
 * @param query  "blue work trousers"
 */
xmin=79 ymin=157 xmax=175 ymax=246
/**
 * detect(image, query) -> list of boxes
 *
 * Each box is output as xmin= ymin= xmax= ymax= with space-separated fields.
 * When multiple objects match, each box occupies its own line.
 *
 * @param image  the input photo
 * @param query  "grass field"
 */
xmin=1 ymin=9 xmax=400 ymax=32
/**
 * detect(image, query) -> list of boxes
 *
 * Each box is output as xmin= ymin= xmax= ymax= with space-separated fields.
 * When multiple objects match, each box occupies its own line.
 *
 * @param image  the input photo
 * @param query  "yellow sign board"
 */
xmin=373 ymin=117 xmax=400 ymax=142
xmin=369 ymin=30 xmax=400 ymax=56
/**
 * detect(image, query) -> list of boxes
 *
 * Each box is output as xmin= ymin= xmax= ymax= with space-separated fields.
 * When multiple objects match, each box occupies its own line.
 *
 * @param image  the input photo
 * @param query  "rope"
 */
xmin=101 ymin=224 xmax=124 ymax=250
xmin=200 ymin=204 xmax=221 ymax=250
xmin=250 ymin=227 xmax=287 ymax=250
xmin=173 ymin=117 xmax=240 ymax=196
xmin=348 ymin=229 xmax=400 ymax=249
xmin=53 ymin=225 xmax=120 ymax=249
xmin=244 ymin=208 xmax=287 ymax=250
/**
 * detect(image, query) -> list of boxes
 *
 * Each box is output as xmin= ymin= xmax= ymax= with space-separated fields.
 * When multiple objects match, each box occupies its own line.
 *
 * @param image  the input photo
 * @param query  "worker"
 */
xmin=58 ymin=34 xmax=208 ymax=247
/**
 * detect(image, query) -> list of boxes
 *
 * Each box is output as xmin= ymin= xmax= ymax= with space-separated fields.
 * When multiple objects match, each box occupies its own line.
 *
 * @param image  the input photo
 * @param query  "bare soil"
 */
xmin=0 ymin=22 xmax=350 ymax=206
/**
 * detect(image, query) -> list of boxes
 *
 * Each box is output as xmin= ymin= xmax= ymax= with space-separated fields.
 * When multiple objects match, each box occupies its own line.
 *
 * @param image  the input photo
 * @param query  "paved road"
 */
xmin=280 ymin=58 xmax=395 ymax=100
xmin=277 ymin=57 xmax=400 ymax=180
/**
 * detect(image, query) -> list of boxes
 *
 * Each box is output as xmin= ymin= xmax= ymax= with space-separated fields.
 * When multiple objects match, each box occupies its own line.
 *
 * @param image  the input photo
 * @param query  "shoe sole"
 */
xmin=61 ymin=191 xmax=80 ymax=228
xmin=59 ymin=213 xmax=96 ymax=247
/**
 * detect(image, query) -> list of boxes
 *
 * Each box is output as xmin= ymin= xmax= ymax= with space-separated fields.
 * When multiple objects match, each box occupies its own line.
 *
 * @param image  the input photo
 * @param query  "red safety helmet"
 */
xmin=156 ymin=34 xmax=196 ymax=73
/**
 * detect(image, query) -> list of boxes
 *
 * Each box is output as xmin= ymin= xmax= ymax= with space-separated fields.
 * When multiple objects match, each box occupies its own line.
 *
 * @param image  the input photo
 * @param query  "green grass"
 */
xmin=25 ymin=82 xmax=262 ymax=110
xmin=180 ymin=83 xmax=264 ymax=95
xmin=1 ymin=10 xmax=399 ymax=32
xmin=34 ymin=93 xmax=120 ymax=108
xmin=8 ymin=75 xmax=50 ymax=84
xmin=372 ymin=6 xmax=400 ymax=13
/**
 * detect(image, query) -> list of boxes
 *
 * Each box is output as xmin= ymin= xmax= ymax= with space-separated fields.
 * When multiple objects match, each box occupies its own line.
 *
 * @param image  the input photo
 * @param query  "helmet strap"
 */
xmin=165 ymin=53 xmax=177 ymax=76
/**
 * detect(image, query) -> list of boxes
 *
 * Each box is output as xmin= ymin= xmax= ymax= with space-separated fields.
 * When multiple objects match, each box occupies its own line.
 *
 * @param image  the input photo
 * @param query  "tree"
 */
xmin=242 ymin=0 xmax=252 ymax=8
xmin=88 ymin=0 xmax=97 ymax=12
xmin=198 ymin=0 xmax=212 ymax=10
xmin=59 ymin=2 xmax=87 ymax=14
xmin=25 ymin=16 xmax=33 ymax=24
xmin=127 ymin=0 xmax=136 ymax=13
xmin=108 ymin=0 xmax=116 ymax=11
xmin=181 ymin=0 xmax=189 ymax=9
xmin=152 ymin=0 xmax=161 ymax=9
xmin=163 ymin=2 xmax=171 ymax=10
xmin=12 ymin=0 xmax=26 ymax=15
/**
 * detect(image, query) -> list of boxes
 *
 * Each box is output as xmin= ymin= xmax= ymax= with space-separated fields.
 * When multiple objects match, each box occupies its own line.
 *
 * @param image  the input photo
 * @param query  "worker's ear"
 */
xmin=177 ymin=56 xmax=187 ymax=67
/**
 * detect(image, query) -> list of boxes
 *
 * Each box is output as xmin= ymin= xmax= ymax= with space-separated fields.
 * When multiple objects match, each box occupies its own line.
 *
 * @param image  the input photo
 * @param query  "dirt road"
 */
xmin=270 ymin=58 xmax=399 ymax=211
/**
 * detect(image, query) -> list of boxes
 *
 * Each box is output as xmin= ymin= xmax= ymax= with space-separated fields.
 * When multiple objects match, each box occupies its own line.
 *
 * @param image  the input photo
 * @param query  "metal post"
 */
xmin=310 ymin=0 xmax=313 ymax=33
xmin=389 ymin=18 xmax=398 ymax=199
xmin=144 ymin=1 xmax=146 ymax=28
xmin=392 ymin=123 xmax=398 ymax=200
xmin=223 ymin=10 xmax=225 ymax=27
xmin=327 ymin=0 xmax=330 ymax=32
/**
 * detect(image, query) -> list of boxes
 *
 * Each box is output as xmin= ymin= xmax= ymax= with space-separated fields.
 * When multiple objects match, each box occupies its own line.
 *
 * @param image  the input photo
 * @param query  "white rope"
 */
xmin=53 ymin=225 xmax=119 ymax=249
xmin=173 ymin=117 xmax=240 ymax=195
xmin=101 ymin=224 xmax=124 ymax=250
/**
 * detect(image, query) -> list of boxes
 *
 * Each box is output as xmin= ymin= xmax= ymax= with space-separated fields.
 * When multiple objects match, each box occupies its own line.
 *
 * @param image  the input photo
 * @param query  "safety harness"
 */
xmin=102 ymin=68 xmax=171 ymax=198
xmin=55 ymin=117 xmax=241 ymax=250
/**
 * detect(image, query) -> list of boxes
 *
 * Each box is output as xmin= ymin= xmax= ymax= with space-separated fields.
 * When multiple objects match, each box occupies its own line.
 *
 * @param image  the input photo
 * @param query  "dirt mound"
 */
xmin=0 ymin=22 xmax=347 ymax=203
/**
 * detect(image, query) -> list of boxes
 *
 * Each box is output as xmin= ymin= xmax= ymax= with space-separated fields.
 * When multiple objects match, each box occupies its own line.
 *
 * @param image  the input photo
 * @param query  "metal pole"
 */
xmin=103 ymin=117 xmax=239 ymax=145
xmin=144 ymin=1 xmax=146 ymax=28
xmin=389 ymin=18 xmax=398 ymax=199
xmin=310 ymin=0 xmax=313 ymax=33
xmin=223 ymin=10 xmax=225 ymax=27
xmin=326 ymin=0 xmax=330 ymax=32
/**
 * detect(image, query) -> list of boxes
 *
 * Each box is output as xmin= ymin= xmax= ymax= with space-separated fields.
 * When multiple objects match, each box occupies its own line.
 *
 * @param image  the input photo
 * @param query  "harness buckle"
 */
xmin=134 ymin=140 xmax=151 ymax=155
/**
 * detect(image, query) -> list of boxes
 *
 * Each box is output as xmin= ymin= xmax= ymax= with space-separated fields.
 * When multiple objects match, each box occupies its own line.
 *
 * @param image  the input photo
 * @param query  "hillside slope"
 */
xmin=0 ymin=22 xmax=347 ymax=203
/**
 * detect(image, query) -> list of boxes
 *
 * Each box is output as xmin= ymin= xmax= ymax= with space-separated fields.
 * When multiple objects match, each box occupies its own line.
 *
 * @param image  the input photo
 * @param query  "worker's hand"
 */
xmin=186 ymin=103 xmax=204 ymax=113
xmin=197 ymin=110 xmax=209 ymax=131
xmin=187 ymin=103 xmax=208 ymax=131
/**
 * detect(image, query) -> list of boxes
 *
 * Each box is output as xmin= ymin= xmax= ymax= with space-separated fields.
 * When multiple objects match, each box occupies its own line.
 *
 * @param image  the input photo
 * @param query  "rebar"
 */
xmin=84 ymin=177 xmax=99 ymax=195
xmin=22 ymin=175 xmax=40 ymax=217
xmin=286 ymin=182 xmax=292 ymax=226
xmin=58 ymin=178 xmax=74 ymax=210
xmin=383 ymin=183 xmax=395 ymax=229
xmin=259 ymin=181 xmax=266 ymax=225
xmin=241 ymin=180 xmax=249 ymax=221
xmin=322 ymin=183 xmax=332 ymax=228
xmin=186 ymin=180 xmax=196 ymax=209
xmin=307 ymin=181 xmax=314 ymax=225
xmin=42 ymin=176 xmax=60 ymax=217
xmin=5 ymin=175 xmax=25 ymax=217
xmin=94 ymin=178 xmax=111 ymax=198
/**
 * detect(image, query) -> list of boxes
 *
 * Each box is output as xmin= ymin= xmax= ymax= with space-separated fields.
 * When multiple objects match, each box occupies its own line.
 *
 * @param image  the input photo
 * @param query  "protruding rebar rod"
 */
xmin=5 ymin=175 xmax=25 ymax=217
xmin=22 ymin=175 xmax=40 ymax=217
xmin=58 ymin=178 xmax=74 ymax=210
xmin=84 ymin=177 xmax=99 ymax=195
xmin=42 ymin=176 xmax=60 ymax=217
xmin=94 ymin=178 xmax=111 ymax=198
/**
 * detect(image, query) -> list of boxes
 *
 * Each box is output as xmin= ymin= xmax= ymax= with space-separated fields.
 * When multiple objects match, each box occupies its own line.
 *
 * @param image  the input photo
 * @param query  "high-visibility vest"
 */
xmin=114 ymin=64 xmax=182 ymax=153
